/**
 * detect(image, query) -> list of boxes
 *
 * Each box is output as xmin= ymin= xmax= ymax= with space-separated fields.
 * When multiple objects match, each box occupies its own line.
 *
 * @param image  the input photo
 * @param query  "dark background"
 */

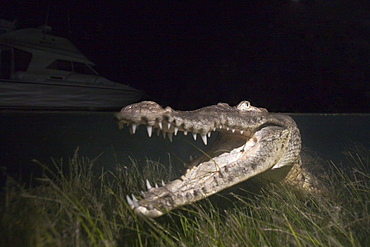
xmin=2 ymin=0 xmax=370 ymax=112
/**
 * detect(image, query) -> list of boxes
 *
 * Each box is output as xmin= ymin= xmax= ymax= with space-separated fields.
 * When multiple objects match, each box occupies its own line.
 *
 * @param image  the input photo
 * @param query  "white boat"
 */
xmin=0 ymin=19 xmax=143 ymax=110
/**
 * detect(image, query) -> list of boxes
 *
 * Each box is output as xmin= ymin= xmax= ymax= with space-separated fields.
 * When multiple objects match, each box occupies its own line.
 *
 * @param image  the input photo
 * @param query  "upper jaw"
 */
xmin=114 ymin=101 xmax=268 ymax=146
xmin=115 ymin=115 xmax=260 ymax=148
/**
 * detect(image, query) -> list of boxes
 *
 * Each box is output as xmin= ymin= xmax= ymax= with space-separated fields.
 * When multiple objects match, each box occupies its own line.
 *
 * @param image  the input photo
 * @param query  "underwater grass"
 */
xmin=1 ymin=144 xmax=370 ymax=246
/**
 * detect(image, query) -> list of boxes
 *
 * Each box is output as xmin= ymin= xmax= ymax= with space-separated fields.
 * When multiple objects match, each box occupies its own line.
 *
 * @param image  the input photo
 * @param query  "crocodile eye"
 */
xmin=237 ymin=101 xmax=252 ymax=110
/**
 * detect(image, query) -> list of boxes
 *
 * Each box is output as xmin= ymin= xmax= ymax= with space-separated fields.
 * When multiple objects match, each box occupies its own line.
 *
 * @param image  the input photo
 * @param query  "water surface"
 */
xmin=1 ymin=112 xmax=369 ymax=187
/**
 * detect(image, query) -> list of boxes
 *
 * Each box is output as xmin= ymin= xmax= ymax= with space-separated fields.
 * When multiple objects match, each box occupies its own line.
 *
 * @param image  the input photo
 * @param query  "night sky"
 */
xmin=2 ymin=1 xmax=370 ymax=112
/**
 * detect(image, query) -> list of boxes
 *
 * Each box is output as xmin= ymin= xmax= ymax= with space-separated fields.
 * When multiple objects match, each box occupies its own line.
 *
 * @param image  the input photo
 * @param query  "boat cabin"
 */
xmin=0 ymin=25 xmax=112 ymax=85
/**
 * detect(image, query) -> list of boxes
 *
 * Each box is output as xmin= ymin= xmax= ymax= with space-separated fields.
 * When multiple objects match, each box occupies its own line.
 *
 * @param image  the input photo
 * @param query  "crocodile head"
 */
xmin=114 ymin=101 xmax=301 ymax=217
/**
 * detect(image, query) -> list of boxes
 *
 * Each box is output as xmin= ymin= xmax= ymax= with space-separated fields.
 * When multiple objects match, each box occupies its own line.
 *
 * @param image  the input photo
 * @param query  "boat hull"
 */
xmin=0 ymin=79 xmax=143 ymax=110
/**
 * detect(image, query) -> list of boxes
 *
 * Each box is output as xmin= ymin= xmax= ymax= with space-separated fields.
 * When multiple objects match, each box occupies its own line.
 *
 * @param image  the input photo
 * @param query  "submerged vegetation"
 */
xmin=1 ymin=145 xmax=370 ymax=246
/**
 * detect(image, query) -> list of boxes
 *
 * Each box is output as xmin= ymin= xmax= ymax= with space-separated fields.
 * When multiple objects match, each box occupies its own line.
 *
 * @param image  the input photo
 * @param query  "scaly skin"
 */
xmin=115 ymin=101 xmax=309 ymax=217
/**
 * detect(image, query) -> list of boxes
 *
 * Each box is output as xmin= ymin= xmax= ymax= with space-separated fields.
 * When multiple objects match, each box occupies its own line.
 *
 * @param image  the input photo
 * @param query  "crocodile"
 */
xmin=115 ymin=101 xmax=313 ymax=218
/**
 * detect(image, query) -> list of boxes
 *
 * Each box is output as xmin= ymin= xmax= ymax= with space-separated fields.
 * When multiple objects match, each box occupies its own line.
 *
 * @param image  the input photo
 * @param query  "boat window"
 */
xmin=14 ymin=48 xmax=32 ymax=71
xmin=73 ymin=62 xmax=97 ymax=75
xmin=47 ymin=60 xmax=73 ymax=72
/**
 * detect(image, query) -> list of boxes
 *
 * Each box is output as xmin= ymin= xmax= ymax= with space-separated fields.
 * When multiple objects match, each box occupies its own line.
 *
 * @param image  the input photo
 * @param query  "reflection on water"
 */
xmin=1 ymin=111 xmax=370 ymax=187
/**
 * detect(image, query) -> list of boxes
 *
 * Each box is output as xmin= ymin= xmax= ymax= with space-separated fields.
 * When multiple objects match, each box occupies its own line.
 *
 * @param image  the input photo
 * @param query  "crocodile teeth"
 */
xmin=158 ymin=121 xmax=162 ymax=129
xmin=146 ymin=179 xmax=152 ymax=190
xmin=232 ymin=128 xmax=235 ymax=133
xmin=132 ymin=124 xmax=137 ymax=134
xmin=168 ymin=132 xmax=173 ymax=142
xmin=155 ymin=183 xmax=158 ymax=188
xmin=227 ymin=127 xmax=230 ymax=131
xmin=147 ymin=126 xmax=153 ymax=137
xmin=201 ymin=134 xmax=207 ymax=145
xmin=162 ymin=131 xmax=166 ymax=139
xmin=132 ymin=194 xmax=138 ymax=202
xmin=126 ymin=195 xmax=138 ymax=208
xmin=240 ymin=130 xmax=244 ymax=134
xmin=167 ymin=122 xmax=171 ymax=129
xmin=192 ymin=132 xmax=197 ymax=140
xmin=126 ymin=195 xmax=133 ymax=207
xmin=162 ymin=180 xmax=165 ymax=186
xmin=174 ymin=127 xmax=179 ymax=135
xmin=207 ymin=132 xmax=211 ymax=137
xmin=184 ymin=131 xmax=188 ymax=135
